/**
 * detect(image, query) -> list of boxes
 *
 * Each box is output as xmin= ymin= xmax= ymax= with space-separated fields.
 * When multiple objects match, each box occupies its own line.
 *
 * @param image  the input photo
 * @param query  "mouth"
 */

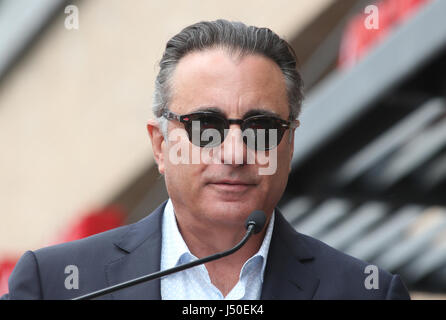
xmin=208 ymin=180 xmax=257 ymax=193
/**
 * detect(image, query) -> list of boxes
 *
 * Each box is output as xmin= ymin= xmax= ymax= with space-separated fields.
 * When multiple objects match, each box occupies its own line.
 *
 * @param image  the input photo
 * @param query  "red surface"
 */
xmin=338 ymin=0 xmax=431 ymax=68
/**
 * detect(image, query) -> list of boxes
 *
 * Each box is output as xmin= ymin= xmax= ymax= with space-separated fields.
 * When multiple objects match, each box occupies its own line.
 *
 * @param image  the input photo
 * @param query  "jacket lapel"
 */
xmin=105 ymin=201 xmax=167 ymax=300
xmin=261 ymin=210 xmax=320 ymax=300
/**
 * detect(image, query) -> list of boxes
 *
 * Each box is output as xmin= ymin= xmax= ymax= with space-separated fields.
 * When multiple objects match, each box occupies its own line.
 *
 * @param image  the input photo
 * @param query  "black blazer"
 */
xmin=1 ymin=201 xmax=410 ymax=300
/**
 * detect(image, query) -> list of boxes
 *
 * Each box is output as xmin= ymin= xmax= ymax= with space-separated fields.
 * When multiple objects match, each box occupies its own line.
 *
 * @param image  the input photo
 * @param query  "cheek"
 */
xmin=265 ymin=146 xmax=292 ymax=188
xmin=163 ymin=162 xmax=200 ymax=206
xmin=163 ymin=142 xmax=207 ymax=195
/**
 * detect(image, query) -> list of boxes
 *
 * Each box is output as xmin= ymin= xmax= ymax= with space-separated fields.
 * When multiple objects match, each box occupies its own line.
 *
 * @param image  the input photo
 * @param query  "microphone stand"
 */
xmin=72 ymin=224 xmax=256 ymax=300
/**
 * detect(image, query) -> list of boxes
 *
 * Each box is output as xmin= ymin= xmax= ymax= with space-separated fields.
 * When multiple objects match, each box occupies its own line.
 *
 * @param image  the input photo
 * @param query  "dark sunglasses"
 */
xmin=162 ymin=110 xmax=299 ymax=150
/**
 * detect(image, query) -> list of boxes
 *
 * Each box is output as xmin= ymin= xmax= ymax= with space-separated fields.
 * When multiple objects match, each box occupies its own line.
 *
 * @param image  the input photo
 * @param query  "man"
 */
xmin=2 ymin=20 xmax=410 ymax=300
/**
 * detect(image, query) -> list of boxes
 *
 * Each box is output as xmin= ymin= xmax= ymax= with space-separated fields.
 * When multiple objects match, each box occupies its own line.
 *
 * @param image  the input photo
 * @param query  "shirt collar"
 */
xmin=256 ymin=208 xmax=274 ymax=282
xmin=161 ymin=199 xmax=192 ymax=271
xmin=161 ymin=198 xmax=275 ymax=279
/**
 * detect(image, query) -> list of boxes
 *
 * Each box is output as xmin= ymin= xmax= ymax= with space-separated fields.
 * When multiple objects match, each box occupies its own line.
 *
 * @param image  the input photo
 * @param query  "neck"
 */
xmin=171 ymin=205 xmax=273 ymax=296
xmin=172 ymin=205 xmax=272 ymax=264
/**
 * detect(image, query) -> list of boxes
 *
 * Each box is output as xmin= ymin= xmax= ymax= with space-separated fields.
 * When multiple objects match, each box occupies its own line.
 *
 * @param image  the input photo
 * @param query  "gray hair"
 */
xmin=153 ymin=19 xmax=304 ymax=136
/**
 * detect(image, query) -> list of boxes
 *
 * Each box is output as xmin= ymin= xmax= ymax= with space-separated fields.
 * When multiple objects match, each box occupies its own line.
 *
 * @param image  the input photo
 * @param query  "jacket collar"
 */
xmin=105 ymin=201 xmax=167 ymax=300
xmin=260 ymin=208 xmax=320 ymax=300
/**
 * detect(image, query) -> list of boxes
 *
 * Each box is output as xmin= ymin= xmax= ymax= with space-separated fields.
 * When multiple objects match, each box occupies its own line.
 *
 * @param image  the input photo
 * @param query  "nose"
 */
xmin=220 ymin=124 xmax=247 ymax=166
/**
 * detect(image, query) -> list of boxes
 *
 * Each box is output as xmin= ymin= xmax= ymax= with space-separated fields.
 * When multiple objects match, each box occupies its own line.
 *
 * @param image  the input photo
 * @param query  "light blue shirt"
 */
xmin=160 ymin=199 xmax=275 ymax=300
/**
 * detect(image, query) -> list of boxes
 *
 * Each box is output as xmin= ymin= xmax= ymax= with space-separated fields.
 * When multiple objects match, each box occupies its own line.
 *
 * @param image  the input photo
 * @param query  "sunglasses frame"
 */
xmin=162 ymin=109 xmax=299 ymax=150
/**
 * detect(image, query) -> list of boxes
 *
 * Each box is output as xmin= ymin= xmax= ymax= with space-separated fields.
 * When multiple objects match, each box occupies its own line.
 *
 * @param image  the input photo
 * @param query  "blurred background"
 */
xmin=1 ymin=0 xmax=445 ymax=299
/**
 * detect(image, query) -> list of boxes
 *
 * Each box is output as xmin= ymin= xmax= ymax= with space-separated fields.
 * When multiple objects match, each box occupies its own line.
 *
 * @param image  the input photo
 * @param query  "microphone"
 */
xmin=72 ymin=210 xmax=267 ymax=300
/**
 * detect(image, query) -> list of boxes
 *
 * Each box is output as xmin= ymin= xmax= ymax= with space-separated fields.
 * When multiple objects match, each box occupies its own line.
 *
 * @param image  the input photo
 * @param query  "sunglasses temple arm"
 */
xmin=163 ymin=110 xmax=182 ymax=122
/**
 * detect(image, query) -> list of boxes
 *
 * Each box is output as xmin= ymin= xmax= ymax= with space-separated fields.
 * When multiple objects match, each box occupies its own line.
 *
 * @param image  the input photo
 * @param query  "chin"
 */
xmin=204 ymin=201 xmax=258 ymax=222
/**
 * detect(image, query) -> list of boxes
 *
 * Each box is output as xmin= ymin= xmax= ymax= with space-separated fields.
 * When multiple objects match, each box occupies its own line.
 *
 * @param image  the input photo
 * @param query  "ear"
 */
xmin=147 ymin=119 xmax=166 ymax=174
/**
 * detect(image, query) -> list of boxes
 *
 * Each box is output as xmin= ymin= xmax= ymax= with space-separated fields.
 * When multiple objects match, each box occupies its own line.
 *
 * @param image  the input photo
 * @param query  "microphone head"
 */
xmin=245 ymin=210 xmax=267 ymax=234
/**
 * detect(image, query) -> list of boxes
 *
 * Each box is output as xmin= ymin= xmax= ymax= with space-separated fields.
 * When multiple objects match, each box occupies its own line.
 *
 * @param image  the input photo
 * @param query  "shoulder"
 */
xmin=298 ymin=232 xmax=410 ymax=299
xmin=5 ymin=203 xmax=166 ymax=300
xmin=34 ymin=223 xmax=131 ymax=263
xmin=32 ymin=200 xmax=166 ymax=269
xmin=297 ymin=231 xmax=384 ymax=276
xmin=4 ymin=224 xmax=131 ymax=300
xmin=273 ymin=211 xmax=410 ymax=299
xmin=274 ymin=210 xmax=374 ymax=271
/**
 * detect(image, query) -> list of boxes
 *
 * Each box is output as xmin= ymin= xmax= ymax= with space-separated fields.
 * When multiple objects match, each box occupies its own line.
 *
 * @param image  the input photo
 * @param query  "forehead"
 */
xmin=169 ymin=48 xmax=289 ymax=118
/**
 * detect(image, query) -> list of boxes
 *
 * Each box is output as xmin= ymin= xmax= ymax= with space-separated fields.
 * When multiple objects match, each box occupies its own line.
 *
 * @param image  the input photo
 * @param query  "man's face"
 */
xmin=149 ymin=48 xmax=295 ymax=230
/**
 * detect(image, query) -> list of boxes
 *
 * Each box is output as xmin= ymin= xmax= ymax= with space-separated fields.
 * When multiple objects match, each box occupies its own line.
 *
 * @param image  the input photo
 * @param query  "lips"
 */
xmin=208 ymin=179 xmax=257 ymax=193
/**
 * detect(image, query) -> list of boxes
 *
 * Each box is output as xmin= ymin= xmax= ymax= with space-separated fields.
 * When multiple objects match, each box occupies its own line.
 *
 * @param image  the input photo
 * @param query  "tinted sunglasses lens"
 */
xmin=243 ymin=117 xmax=284 ymax=150
xmin=188 ymin=114 xmax=226 ymax=147
xmin=184 ymin=113 xmax=286 ymax=150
